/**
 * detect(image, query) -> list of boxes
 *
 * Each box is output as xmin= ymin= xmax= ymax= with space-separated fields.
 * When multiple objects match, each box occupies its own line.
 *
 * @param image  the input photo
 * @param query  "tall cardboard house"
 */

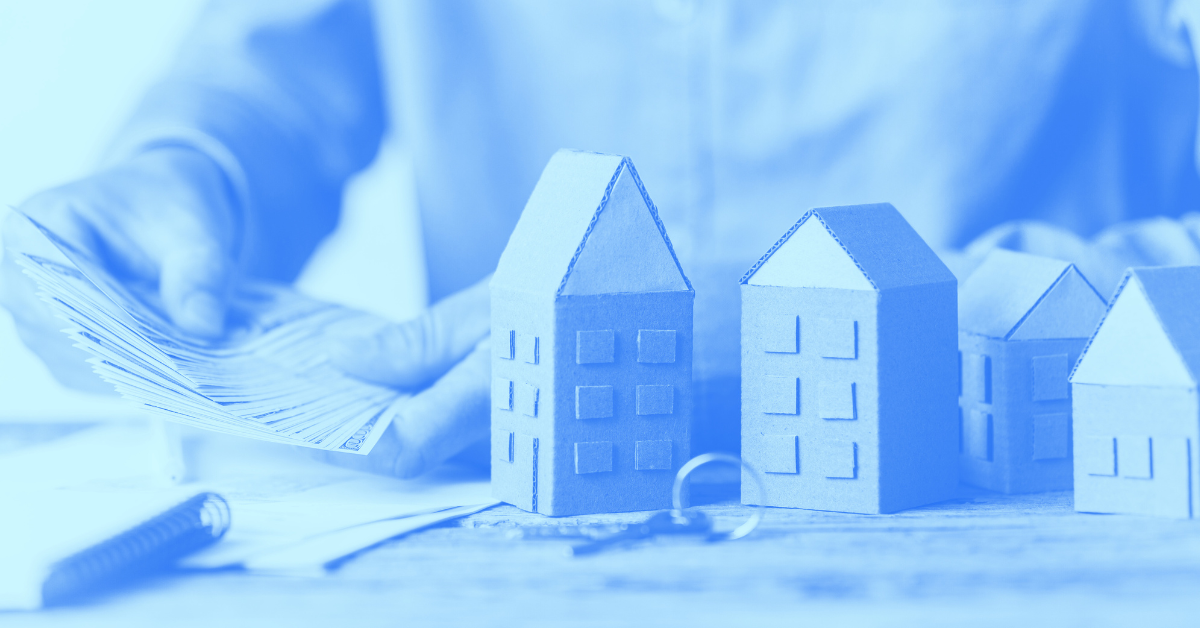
xmin=958 ymin=250 xmax=1107 ymax=494
xmin=490 ymin=149 xmax=693 ymax=516
xmin=1070 ymin=266 xmax=1200 ymax=519
xmin=740 ymin=203 xmax=958 ymax=515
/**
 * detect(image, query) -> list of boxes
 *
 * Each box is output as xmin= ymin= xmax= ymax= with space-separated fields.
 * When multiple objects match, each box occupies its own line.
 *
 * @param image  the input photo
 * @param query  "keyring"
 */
xmin=671 ymin=452 xmax=765 ymax=542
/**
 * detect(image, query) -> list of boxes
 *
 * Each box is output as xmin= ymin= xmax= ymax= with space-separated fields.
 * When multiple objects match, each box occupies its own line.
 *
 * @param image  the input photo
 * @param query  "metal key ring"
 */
xmin=671 ymin=453 xmax=765 ymax=542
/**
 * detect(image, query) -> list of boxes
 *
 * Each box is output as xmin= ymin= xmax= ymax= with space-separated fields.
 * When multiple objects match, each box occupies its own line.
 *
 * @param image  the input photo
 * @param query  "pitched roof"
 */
xmin=740 ymin=203 xmax=955 ymax=290
xmin=1071 ymin=266 xmax=1200 ymax=386
xmin=959 ymin=249 xmax=1106 ymax=340
xmin=492 ymin=149 xmax=692 ymax=297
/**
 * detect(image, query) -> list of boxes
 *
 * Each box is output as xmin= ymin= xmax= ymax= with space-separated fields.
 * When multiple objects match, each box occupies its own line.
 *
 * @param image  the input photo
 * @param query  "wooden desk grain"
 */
xmin=8 ymin=483 xmax=1200 ymax=628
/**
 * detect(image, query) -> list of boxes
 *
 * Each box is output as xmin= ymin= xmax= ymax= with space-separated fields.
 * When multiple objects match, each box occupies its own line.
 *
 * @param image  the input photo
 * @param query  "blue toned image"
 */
xmin=3 ymin=0 xmax=1200 ymax=625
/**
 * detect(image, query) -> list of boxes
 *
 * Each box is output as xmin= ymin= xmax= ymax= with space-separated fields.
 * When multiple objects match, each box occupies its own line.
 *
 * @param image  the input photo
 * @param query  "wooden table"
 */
xmin=6 ymin=432 xmax=1200 ymax=627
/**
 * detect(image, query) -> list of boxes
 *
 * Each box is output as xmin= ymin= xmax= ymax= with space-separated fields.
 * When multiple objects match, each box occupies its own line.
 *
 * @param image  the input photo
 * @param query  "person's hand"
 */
xmin=0 ymin=147 xmax=240 ymax=392
xmin=311 ymin=278 xmax=492 ymax=478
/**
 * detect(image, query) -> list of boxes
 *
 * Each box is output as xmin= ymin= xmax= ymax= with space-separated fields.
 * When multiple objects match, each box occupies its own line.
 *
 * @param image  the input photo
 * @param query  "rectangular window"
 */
xmin=814 ymin=318 xmax=857 ymax=359
xmin=493 ymin=430 xmax=515 ymax=463
xmin=635 ymin=440 xmax=672 ymax=471
xmin=576 ymin=330 xmax=614 ymax=364
xmin=1032 ymin=412 xmax=1070 ymax=460
xmin=817 ymin=380 xmax=856 ymax=420
xmin=964 ymin=410 xmax=993 ymax=461
xmin=516 ymin=382 xmax=539 ymax=417
xmin=637 ymin=330 xmax=676 ymax=363
xmin=1079 ymin=436 xmax=1116 ymax=477
xmin=762 ymin=315 xmax=799 ymax=354
xmin=636 ymin=384 xmax=674 ymax=415
xmin=759 ymin=435 xmax=799 ymax=474
xmin=1031 ymin=354 xmax=1069 ymax=401
xmin=496 ymin=329 xmax=515 ymax=360
xmin=1118 ymin=435 xmax=1152 ymax=479
xmin=517 ymin=333 xmax=539 ymax=365
xmin=575 ymin=385 xmax=613 ymax=420
xmin=761 ymin=376 xmax=800 ymax=415
xmin=574 ymin=441 xmax=613 ymax=474
xmin=493 ymin=378 xmax=513 ymax=411
xmin=824 ymin=441 xmax=858 ymax=479
xmin=983 ymin=355 xmax=993 ymax=404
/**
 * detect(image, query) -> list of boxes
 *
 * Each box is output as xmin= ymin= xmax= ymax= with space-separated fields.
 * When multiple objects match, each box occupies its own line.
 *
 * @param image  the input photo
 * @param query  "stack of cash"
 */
xmin=15 ymin=217 xmax=401 ymax=455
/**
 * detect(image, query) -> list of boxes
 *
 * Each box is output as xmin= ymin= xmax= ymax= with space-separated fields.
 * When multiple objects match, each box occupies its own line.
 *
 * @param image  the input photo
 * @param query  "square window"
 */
xmin=963 ymin=353 xmax=993 ymax=404
xmin=636 ymin=385 xmax=674 ymax=415
xmin=635 ymin=440 xmax=672 ymax=470
xmin=495 ymin=329 xmax=515 ymax=360
xmin=824 ymin=441 xmax=858 ymax=479
xmin=761 ymin=377 xmax=800 ymax=415
xmin=575 ymin=441 xmax=613 ymax=474
xmin=818 ymin=381 xmax=856 ymax=420
xmin=1032 ymin=413 xmax=1070 ymax=460
xmin=814 ymin=318 xmax=857 ymax=359
xmin=637 ymin=330 xmax=676 ymax=363
xmin=1118 ymin=435 xmax=1152 ymax=479
xmin=575 ymin=385 xmax=613 ymax=420
xmin=516 ymin=382 xmax=539 ymax=417
xmin=759 ymin=435 xmax=799 ymax=474
xmin=1079 ymin=436 xmax=1116 ymax=476
xmin=577 ymin=330 xmax=614 ymax=364
xmin=1031 ymin=354 xmax=1069 ymax=401
xmin=493 ymin=430 xmax=514 ymax=463
xmin=762 ymin=315 xmax=799 ymax=353
xmin=963 ymin=410 xmax=992 ymax=461
xmin=493 ymin=378 xmax=513 ymax=411
xmin=517 ymin=333 xmax=539 ymax=365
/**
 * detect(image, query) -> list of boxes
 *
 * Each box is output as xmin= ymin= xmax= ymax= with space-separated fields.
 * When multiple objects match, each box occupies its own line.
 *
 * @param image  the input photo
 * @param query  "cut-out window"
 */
xmin=1032 ymin=413 xmax=1070 ymax=460
xmin=517 ymin=333 xmax=539 ymax=365
xmin=576 ymin=330 xmax=614 ymax=364
xmin=493 ymin=378 xmax=513 ymax=411
xmin=1079 ymin=436 xmax=1116 ymax=477
xmin=818 ymin=381 xmax=856 ymax=420
xmin=760 ymin=435 xmax=799 ymax=474
xmin=516 ymin=382 xmax=539 ymax=417
xmin=761 ymin=377 xmax=800 ymax=415
xmin=983 ymin=355 xmax=993 ymax=404
xmin=634 ymin=440 xmax=672 ymax=471
xmin=815 ymin=318 xmax=857 ymax=359
xmin=574 ymin=441 xmax=613 ymax=474
xmin=496 ymin=329 xmax=515 ymax=360
xmin=1031 ymin=354 xmax=1069 ymax=401
xmin=762 ymin=315 xmax=799 ymax=354
xmin=636 ymin=385 xmax=674 ymax=415
xmin=493 ymin=431 xmax=515 ymax=463
xmin=1118 ymin=435 xmax=1152 ymax=479
xmin=825 ymin=441 xmax=858 ymax=479
xmin=637 ymin=330 xmax=676 ymax=363
xmin=575 ymin=385 xmax=613 ymax=420
xmin=964 ymin=410 xmax=992 ymax=461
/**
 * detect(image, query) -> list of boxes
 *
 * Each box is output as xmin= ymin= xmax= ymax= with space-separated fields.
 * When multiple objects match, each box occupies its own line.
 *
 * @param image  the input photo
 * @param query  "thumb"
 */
xmin=159 ymin=242 xmax=233 ymax=338
xmin=328 ymin=277 xmax=490 ymax=390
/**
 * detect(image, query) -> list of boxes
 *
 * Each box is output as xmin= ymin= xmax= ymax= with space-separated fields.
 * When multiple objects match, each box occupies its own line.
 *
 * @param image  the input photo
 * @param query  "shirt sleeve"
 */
xmin=106 ymin=0 xmax=387 ymax=283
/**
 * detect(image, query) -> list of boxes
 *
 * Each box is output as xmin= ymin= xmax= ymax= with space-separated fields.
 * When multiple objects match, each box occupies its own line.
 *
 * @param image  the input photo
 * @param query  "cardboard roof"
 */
xmin=1071 ymin=266 xmax=1200 ymax=387
xmin=959 ymin=249 xmax=1106 ymax=340
xmin=492 ymin=149 xmax=692 ymax=297
xmin=740 ymin=203 xmax=955 ymax=291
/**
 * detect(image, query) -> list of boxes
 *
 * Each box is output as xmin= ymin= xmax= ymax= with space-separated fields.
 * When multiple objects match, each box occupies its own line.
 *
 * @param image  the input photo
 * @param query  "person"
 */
xmin=5 ymin=0 xmax=1200 ymax=477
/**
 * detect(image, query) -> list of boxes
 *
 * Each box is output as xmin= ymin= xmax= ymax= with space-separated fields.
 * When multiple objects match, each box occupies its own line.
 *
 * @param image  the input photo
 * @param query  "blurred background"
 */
xmin=0 ymin=0 xmax=427 ymax=421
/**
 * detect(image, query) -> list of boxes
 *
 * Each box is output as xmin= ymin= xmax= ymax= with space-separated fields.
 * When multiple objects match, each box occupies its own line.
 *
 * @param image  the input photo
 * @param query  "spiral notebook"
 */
xmin=0 ymin=490 xmax=230 ymax=609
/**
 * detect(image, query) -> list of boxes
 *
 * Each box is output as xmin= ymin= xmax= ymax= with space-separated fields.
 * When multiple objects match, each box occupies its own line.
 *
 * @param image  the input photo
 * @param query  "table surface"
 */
xmin=6 ymin=429 xmax=1200 ymax=628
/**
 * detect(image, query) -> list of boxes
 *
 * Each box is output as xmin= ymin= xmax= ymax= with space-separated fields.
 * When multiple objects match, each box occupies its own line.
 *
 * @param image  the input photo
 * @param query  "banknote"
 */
xmin=15 ymin=214 xmax=403 ymax=454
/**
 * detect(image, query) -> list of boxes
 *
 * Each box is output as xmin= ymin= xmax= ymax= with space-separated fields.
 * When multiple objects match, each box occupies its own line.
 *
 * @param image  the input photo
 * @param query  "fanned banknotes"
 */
xmin=14 ymin=215 xmax=402 ymax=454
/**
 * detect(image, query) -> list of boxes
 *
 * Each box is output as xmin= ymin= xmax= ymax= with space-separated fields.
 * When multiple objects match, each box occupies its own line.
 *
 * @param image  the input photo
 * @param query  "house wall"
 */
xmin=740 ymin=284 xmax=881 ymax=514
xmin=959 ymin=336 xmax=1083 ymax=493
xmin=546 ymin=291 xmax=693 ymax=516
xmin=876 ymin=282 xmax=958 ymax=512
xmin=491 ymin=287 xmax=557 ymax=513
xmin=1073 ymin=383 xmax=1197 ymax=519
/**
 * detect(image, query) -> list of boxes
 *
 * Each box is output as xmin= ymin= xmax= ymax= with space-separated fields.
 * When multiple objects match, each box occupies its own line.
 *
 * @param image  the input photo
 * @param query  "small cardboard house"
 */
xmin=740 ymin=203 xmax=958 ymax=514
xmin=1070 ymin=266 xmax=1200 ymax=519
xmin=490 ymin=149 xmax=693 ymax=516
xmin=958 ymin=250 xmax=1107 ymax=494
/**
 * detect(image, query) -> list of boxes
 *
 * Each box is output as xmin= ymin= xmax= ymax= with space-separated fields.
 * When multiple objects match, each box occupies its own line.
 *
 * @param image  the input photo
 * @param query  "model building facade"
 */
xmin=740 ymin=203 xmax=958 ymax=514
xmin=490 ymin=149 xmax=693 ymax=516
xmin=1070 ymin=266 xmax=1200 ymax=519
xmin=958 ymin=250 xmax=1106 ymax=493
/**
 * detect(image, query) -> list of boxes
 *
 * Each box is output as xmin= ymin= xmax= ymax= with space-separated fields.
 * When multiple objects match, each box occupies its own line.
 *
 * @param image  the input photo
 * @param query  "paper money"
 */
xmin=15 ymin=215 xmax=402 ymax=454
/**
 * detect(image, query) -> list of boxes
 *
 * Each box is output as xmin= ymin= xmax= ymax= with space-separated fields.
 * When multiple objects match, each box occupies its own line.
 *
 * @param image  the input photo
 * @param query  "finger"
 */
xmin=159 ymin=241 xmax=232 ymax=338
xmin=328 ymin=277 xmax=490 ymax=389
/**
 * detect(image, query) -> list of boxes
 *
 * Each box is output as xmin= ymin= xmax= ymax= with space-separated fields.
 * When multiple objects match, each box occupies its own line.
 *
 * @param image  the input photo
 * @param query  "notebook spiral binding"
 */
xmin=40 ymin=492 xmax=230 ymax=607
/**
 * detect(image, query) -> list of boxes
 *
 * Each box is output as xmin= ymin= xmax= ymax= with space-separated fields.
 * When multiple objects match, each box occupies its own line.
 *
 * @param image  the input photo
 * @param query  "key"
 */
xmin=568 ymin=510 xmax=712 ymax=557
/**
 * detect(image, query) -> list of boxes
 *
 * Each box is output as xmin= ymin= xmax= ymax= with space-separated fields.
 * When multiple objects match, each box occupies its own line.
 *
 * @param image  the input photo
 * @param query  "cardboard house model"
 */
xmin=958 ymin=250 xmax=1107 ymax=494
xmin=739 ymin=203 xmax=958 ymax=514
xmin=1070 ymin=266 xmax=1200 ymax=519
xmin=490 ymin=149 xmax=693 ymax=516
